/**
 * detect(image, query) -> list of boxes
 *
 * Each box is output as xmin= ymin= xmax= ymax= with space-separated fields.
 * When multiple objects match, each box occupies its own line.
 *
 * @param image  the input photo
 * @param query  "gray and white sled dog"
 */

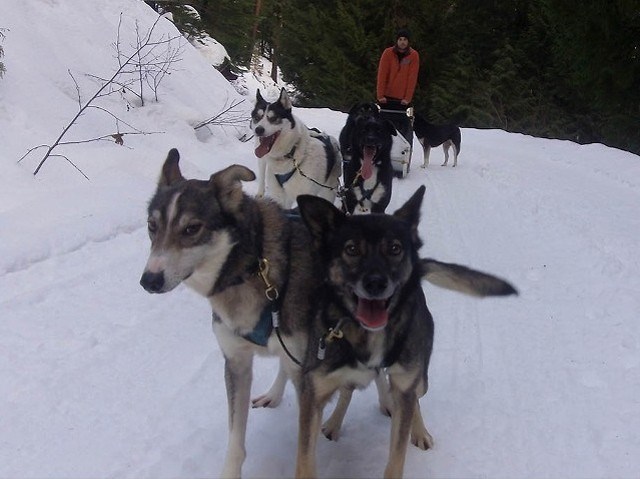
xmin=139 ymin=148 xmax=517 ymax=478
xmin=251 ymin=88 xmax=342 ymax=208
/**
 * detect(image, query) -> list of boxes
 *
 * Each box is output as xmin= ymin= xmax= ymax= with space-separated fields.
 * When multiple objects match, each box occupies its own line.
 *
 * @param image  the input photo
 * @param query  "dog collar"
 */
xmin=243 ymin=305 xmax=273 ymax=346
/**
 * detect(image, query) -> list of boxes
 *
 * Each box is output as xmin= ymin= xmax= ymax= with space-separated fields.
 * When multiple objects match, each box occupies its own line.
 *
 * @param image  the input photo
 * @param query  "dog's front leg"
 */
xmin=256 ymin=157 xmax=266 ymax=197
xmin=295 ymin=381 xmax=325 ymax=478
xmin=410 ymin=399 xmax=434 ymax=450
xmin=384 ymin=377 xmax=417 ymax=479
xmin=221 ymin=351 xmax=254 ymax=479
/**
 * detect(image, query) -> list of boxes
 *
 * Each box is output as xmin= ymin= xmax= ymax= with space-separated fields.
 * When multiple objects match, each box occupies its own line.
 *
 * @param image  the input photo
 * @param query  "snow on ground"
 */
xmin=1 ymin=1 xmax=639 ymax=478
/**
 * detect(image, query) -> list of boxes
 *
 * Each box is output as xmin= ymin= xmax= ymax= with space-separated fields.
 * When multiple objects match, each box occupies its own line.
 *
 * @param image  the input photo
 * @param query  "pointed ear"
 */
xmin=279 ymin=87 xmax=292 ymax=110
xmin=393 ymin=185 xmax=426 ymax=242
xmin=297 ymin=195 xmax=345 ymax=249
xmin=256 ymin=89 xmax=264 ymax=103
xmin=158 ymin=148 xmax=184 ymax=186
xmin=209 ymin=165 xmax=256 ymax=209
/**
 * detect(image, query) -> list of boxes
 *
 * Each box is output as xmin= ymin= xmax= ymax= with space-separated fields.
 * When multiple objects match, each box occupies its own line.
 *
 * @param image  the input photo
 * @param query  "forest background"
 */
xmin=153 ymin=0 xmax=639 ymax=155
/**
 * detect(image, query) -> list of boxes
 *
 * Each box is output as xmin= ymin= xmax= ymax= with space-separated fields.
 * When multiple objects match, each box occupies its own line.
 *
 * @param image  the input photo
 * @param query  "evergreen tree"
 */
xmin=153 ymin=0 xmax=640 ymax=154
xmin=196 ymin=0 xmax=257 ymax=66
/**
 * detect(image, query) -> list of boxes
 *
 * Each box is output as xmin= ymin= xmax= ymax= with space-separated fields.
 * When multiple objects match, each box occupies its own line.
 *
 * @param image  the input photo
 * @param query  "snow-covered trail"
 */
xmin=2 ymin=111 xmax=639 ymax=478
xmin=418 ymin=128 xmax=640 ymax=478
xmin=0 ymin=227 xmax=220 ymax=477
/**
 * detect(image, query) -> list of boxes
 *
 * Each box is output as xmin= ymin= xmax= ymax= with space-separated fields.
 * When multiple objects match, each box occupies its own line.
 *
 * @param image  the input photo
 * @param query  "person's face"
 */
xmin=396 ymin=37 xmax=409 ymax=50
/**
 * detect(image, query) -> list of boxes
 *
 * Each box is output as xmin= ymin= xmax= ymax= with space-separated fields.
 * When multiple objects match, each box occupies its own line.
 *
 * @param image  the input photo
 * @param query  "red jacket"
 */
xmin=376 ymin=46 xmax=420 ymax=103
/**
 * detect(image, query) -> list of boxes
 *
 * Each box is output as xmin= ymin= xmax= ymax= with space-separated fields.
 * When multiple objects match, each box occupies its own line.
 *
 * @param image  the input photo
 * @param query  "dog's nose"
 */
xmin=363 ymin=273 xmax=388 ymax=297
xmin=140 ymin=271 xmax=165 ymax=293
xmin=255 ymin=126 xmax=264 ymax=136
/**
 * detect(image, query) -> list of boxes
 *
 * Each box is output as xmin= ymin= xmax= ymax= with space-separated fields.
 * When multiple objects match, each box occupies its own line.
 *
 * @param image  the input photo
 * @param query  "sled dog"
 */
xmin=140 ymin=149 xmax=517 ymax=478
xmin=339 ymin=102 xmax=396 ymax=214
xmin=293 ymin=187 xmax=517 ymax=478
xmin=413 ymin=114 xmax=462 ymax=167
xmin=251 ymin=88 xmax=342 ymax=208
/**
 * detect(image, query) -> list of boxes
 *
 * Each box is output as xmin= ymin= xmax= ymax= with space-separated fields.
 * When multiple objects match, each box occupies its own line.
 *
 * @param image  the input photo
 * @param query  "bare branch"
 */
xmin=22 ymin=13 xmax=183 ymax=178
xmin=194 ymin=98 xmax=249 ymax=130
xmin=17 ymin=144 xmax=50 ymax=164
xmin=52 ymin=154 xmax=90 ymax=180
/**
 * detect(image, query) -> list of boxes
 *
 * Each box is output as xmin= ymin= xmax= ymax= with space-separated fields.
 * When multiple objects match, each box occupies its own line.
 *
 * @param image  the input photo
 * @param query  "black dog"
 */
xmin=339 ymin=102 xmax=397 ymax=214
xmin=413 ymin=113 xmax=462 ymax=167
xmin=294 ymin=187 xmax=517 ymax=478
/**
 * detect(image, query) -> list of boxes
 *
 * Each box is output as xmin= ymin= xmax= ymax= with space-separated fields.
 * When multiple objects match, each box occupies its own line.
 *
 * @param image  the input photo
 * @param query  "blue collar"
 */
xmin=243 ymin=303 xmax=273 ymax=346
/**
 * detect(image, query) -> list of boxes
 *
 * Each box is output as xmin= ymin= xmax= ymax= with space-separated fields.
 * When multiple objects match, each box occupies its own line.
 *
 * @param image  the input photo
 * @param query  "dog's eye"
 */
xmin=183 ymin=223 xmax=203 ymax=237
xmin=389 ymin=241 xmax=403 ymax=256
xmin=147 ymin=218 xmax=158 ymax=234
xmin=344 ymin=241 xmax=360 ymax=257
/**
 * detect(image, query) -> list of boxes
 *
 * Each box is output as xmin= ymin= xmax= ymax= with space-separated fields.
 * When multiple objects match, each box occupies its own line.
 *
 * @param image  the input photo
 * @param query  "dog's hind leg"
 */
xmin=441 ymin=140 xmax=452 ymax=166
xmin=410 ymin=400 xmax=434 ymax=450
xmin=322 ymin=387 xmax=353 ymax=441
xmin=420 ymin=139 xmax=431 ymax=168
xmin=375 ymin=371 xmax=393 ymax=417
xmin=221 ymin=351 xmax=254 ymax=479
xmin=252 ymin=362 xmax=287 ymax=408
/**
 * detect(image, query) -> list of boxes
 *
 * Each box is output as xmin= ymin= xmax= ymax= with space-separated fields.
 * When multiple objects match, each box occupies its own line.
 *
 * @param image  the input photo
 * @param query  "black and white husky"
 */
xmin=251 ymin=88 xmax=342 ymax=208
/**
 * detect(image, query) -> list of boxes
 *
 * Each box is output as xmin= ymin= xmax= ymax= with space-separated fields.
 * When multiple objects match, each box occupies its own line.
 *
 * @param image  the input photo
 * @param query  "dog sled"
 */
xmin=378 ymin=102 xmax=414 ymax=178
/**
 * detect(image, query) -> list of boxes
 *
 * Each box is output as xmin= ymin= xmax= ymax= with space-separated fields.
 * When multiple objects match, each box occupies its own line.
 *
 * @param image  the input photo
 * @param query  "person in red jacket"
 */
xmin=376 ymin=28 xmax=420 ymax=144
xmin=376 ymin=28 xmax=420 ymax=108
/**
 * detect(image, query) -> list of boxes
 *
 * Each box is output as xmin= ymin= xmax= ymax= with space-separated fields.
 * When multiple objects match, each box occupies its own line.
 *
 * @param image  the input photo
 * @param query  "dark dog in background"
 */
xmin=339 ymin=102 xmax=397 ymax=214
xmin=413 ymin=114 xmax=462 ymax=167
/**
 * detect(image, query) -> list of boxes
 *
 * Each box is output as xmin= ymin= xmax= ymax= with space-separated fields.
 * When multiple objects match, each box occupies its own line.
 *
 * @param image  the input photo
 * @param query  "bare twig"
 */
xmin=22 ymin=14 xmax=181 ymax=177
xmin=194 ymin=98 xmax=249 ymax=130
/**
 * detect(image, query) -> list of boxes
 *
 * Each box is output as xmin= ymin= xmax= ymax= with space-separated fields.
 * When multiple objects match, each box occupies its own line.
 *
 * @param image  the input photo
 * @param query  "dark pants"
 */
xmin=378 ymin=99 xmax=413 ymax=145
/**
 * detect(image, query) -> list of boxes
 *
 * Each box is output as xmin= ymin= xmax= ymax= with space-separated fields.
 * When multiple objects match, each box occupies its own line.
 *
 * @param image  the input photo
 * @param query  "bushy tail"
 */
xmin=420 ymin=258 xmax=517 ymax=297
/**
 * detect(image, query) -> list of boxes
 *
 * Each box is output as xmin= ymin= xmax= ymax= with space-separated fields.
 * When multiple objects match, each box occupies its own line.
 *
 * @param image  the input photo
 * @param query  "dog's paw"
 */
xmin=420 ymin=164 xmax=427 ymax=169
xmin=411 ymin=428 xmax=434 ymax=450
xmin=321 ymin=420 xmax=342 ymax=441
xmin=251 ymin=393 xmax=282 ymax=408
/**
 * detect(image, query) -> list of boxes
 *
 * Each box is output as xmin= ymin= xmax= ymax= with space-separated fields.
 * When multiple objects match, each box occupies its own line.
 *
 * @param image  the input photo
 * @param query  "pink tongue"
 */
xmin=255 ymin=133 xmax=278 ymax=158
xmin=356 ymin=297 xmax=388 ymax=330
xmin=361 ymin=146 xmax=376 ymax=179
xmin=255 ymin=136 xmax=271 ymax=158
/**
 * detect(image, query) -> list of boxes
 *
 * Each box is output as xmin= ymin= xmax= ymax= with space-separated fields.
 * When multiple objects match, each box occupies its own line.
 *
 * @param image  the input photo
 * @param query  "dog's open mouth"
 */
xmin=255 ymin=132 xmax=279 ymax=158
xmin=356 ymin=296 xmax=388 ymax=331
xmin=361 ymin=145 xmax=378 ymax=180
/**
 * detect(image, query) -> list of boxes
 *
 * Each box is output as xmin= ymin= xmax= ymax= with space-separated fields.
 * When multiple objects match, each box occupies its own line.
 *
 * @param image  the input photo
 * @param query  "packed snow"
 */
xmin=1 ymin=1 xmax=639 ymax=478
